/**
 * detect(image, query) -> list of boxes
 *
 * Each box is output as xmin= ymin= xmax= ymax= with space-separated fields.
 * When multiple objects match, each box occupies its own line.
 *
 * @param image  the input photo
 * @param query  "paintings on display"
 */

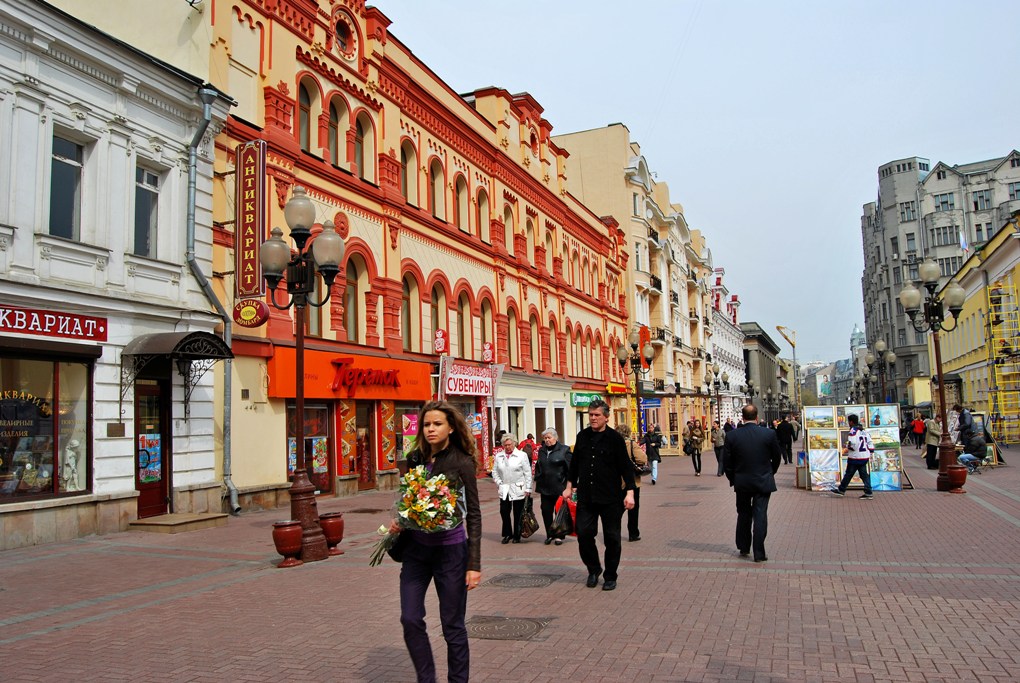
xmin=803 ymin=404 xmax=903 ymax=492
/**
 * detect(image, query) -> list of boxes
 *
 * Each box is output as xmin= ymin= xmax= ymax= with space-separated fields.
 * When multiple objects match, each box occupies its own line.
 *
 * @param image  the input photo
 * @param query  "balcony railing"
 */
xmin=651 ymin=327 xmax=669 ymax=343
xmin=670 ymin=291 xmax=680 ymax=305
xmin=647 ymin=226 xmax=658 ymax=241
xmin=649 ymin=275 xmax=662 ymax=291
xmin=689 ymin=308 xmax=699 ymax=320
xmin=653 ymin=378 xmax=665 ymax=392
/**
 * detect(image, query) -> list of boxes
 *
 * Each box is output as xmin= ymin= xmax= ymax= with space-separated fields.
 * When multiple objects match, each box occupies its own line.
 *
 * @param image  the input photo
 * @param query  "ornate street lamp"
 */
xmin=710 ymin=363 xmax=729 ymax=425
xmin=617 ymin=327 xmax=656 ymax=435
xmin=866 ymin=339 xmax=896 ymax=403
xmin=260 ymin=186 xmax=344 ymax=562
xmin=899 ymin=258 xmax=967 ymax=492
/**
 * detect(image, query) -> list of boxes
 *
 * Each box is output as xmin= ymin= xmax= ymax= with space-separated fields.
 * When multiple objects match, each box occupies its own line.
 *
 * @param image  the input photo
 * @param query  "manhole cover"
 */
xmin=487 ymin=573 xmax=562 ymax=588
xmin=466 ymin=616 xmax=550 ymax=641
xmin=343 ymin=508 xmax=388 ymax=514
xmin=659 ymin=501 xmax=699 ymax=507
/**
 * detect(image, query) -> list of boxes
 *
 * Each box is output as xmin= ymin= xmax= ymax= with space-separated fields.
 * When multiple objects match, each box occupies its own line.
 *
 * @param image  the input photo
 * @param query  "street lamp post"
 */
xmin=710 ymin=363 xmax=729 ymax=425
xmin=617 ymin=327 xmax=656 ymax=436
xmin=866 ymin=340 xmax=897 ymax=403
xmin=260 ymin=187 xmax=344 ymax=561
xmin=899 ymin=258 xmax=967 ymax=493
xmin=764 ymin=387 xmax=775 ymax=423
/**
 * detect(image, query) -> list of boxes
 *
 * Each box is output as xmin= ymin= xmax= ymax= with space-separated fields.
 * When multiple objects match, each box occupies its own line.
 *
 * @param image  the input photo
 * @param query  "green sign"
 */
xmin=570 ymin=392 xmax=602 ymax=407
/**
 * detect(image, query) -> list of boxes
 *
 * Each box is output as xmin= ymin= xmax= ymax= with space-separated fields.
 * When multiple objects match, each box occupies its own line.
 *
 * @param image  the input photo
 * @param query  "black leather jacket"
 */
xmin=534 ymin=441 xmax=572 ymax=496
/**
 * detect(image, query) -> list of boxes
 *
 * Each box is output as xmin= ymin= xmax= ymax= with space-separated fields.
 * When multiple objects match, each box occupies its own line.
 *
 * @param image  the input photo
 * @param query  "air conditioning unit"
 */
xmin=891 ymin=253 xmax=899 ymax=260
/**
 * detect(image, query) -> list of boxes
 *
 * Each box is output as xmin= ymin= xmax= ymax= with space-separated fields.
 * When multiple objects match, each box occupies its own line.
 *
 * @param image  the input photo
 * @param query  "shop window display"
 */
xmin=0 ymin=358 xmax=90 ymax=500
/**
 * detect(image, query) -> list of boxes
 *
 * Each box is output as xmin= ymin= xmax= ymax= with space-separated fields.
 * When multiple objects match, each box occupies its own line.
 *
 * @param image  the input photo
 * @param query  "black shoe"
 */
xmin=651 ymin=480 xmax=656 ymax=485
xmin=511 ymin=538 xmax=520 ymax=544
xmin=860 ymin=493 xmax=874 ymax=499
xmin=544 ymin=538 xmax=553 ymax=545
xmin=501 ymin=536 xmax=511 ymax=544
xmin=554 ymin=539 xmax=563 ymax=546
xmin=754 ymin=556 xmax=768 ymax=563
xmin=602 ymin=580 xmax=617 ymax=591
xmin=586 ymin=571 xmax=601 ymax=588
xmin=829 ymin=489 xmax=845 ymax=497
xmin=739 ymin=550 xmax=750 ymax=557
xmin=628 ymin=535 xmax=641 ymax=542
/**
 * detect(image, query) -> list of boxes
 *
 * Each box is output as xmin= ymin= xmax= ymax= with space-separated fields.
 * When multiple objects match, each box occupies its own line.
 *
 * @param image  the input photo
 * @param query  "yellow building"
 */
xmin=934 ymin=213 xmax=1020 ymax=444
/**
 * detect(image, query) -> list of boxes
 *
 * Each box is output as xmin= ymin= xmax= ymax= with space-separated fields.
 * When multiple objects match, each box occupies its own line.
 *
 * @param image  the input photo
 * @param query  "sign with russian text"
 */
xmin=444 ymin=361 xmax=493 ymax=396
xmin=232 ymin=299 xmax=270 ymax=328
xmin=267 ymin=348 xmax=432 ymax=400
xmin=605 ymin=383 xmax=628 ymax=395
xmin=234 ymin=140 xmax=266 ymax=298
xmin=0 ymin=305 xmax=107 ymax=342
xmin=570 ymin=392 xmax=603 ymax=407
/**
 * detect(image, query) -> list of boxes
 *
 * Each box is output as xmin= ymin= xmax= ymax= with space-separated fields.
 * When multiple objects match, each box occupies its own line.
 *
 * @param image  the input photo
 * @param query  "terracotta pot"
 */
xmin=319 ymin=512 xmax=345 ymax=556
xmin=946 ymin=464 xmax=968 ymax=492
xmin=272 ymin=520 xmax=304 ymax=568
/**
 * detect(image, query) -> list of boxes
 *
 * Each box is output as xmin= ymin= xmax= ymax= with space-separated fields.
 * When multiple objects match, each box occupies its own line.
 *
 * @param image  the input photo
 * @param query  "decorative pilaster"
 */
xmin=539 ymin=325 xmax=552 ymax=375
xmin=495 ymin=313 xmax=510 ymax=365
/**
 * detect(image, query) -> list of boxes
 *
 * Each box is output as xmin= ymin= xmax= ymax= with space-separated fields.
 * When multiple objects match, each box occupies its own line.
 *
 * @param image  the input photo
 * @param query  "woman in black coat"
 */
xmin=643 ymin=427 xmax=662 ymax=484
xmin=534 ymin=428 xmax=572 ymax=545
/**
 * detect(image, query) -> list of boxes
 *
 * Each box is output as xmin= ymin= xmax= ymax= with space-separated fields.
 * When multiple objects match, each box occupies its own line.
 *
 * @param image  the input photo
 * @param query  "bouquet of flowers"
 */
xmin=369 ymin=465 xmax=460 ymax=566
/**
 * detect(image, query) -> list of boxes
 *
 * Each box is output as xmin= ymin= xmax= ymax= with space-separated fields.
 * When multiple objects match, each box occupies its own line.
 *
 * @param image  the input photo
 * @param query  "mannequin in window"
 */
xmin=62 ymin=439 xmax=81 ymax=492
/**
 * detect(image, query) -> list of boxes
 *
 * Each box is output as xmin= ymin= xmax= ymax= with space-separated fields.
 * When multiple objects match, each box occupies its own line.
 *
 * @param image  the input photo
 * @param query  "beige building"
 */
xmin=553 ymin=124 xmax=715 ymax=444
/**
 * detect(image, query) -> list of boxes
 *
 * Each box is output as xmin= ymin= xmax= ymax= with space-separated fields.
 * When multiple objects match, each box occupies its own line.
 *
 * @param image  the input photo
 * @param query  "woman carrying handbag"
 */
xmin=492 ymin=433 xmax=533 ymax=543
xmin=619 ymin=425 xmax=648 ymax=542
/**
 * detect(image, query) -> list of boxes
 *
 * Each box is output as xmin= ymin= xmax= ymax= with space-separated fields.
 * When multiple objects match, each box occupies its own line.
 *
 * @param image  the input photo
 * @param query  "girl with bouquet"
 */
xmin=393 ymin=400 xmax=482 ymax=683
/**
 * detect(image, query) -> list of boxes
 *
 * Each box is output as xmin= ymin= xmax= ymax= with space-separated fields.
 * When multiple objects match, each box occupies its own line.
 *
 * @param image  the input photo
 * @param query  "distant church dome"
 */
xmin=850 ymin=324 xmax=866 ymax=349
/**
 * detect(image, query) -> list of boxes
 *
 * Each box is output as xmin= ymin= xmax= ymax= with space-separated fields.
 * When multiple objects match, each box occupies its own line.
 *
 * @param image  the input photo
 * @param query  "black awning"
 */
xmin=123 ymin=331 xmax=232 ymax=362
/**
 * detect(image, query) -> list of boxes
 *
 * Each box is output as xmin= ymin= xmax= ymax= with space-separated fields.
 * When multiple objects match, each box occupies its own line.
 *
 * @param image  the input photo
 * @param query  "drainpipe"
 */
xmin=187 ymin=86 xmax=241 ymax=514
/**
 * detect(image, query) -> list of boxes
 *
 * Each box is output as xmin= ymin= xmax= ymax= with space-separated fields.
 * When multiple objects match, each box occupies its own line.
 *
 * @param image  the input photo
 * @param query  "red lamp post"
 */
xmin=260 ymin=187 xmax=344 ymax=561
xmin=899 ymin=259 xmax=967 ymax=493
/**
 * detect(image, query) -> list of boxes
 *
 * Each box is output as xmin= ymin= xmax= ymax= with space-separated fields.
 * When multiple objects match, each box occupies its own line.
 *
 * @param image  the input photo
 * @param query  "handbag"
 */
xmin=386 ymin=529 xmax=410 ymax=562
xmin=551 ymin=496 xmax=575 ymax=537
xmin=630 ymin=442 xmax=652 ymax=477
xmin=520 ymin=497 xmax=540 ymax=539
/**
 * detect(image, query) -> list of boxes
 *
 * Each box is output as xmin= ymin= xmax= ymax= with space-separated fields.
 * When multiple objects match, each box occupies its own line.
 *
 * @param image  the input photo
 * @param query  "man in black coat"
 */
xmin=723 ymin=404 xmax=782 ymax=563
xmin=775 ymin=415 xmax=795 ymax=465
xmin=563 ymin=399 xmax=635 ymax=591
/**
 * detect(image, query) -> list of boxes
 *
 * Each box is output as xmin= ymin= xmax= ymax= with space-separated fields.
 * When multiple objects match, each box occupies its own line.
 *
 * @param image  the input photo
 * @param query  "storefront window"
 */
xmin=395 ymin=402 xmax=420 ymax=460
xmin=287 ymin=404 xmax=332 ymax=494
xmin=0 ymin=358 xmax=91 ymax=500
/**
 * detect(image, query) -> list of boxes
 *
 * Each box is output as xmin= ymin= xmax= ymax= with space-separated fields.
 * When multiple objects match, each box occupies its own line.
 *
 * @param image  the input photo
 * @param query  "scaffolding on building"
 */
xmin=987 ymin=278 xmax=1020 ymax=444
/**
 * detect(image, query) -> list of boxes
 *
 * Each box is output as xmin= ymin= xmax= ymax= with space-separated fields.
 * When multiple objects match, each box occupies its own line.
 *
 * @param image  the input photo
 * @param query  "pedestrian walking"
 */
xmin=924 ymin=414 xmax=942 ymax=470
xmin=619 ymin=424 xmax=646 ymax=542
xmin=562 ymin=398 xmax=635 ymax=591
xmin=643 ymin=425 xmax=662 ymax=484
xmin=534 ymin=427 xmax=572 ymax=545
xmin=790 ymin=414 xmax=801 ymax=442
xmin=775 ymin=415 xmax=795 ymax=465
xmin=723 ymin=404 xmax=781 ymax=563
xmin=711 ymin=420 xmax=725 ymax=476
xmin=685 ymin=418 xmax=705 ymax=476
xmin=397 ymin=400 xmax=482 ymax=683
xmin=830 ymin=413 xmax=874 ymax=499
xmin=492 ymin=433 xmax=532 ymax=543
xmin=911 ymin=414 xmax=926 ymax=450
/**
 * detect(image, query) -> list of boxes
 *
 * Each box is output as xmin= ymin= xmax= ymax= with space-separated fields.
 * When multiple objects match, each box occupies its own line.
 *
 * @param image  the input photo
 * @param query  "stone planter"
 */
xmin=272 ymin=520 xmax=304 ymax=568
xmin=318 ymin=512 xmax=345 ymax=556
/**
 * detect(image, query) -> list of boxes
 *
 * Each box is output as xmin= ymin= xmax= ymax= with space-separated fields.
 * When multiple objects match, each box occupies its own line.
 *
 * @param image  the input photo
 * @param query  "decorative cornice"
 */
xmin=295 ymin=47 xmax=383 ymax=111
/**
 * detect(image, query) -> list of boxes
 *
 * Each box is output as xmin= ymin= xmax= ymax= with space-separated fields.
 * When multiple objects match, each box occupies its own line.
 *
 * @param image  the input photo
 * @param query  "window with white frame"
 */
xmin=932 ymin=192 xmax=954 ymax=212
xmin=50 ymin=135 xmax=84 ymax=240
xmin=971 ymin=189 xmax=992 ymax=211
xmin=929 ymin=225 xmax=958 ymax=246
xmin=134 ymin=166 xmax=160 ymax=258
xmin=937 ymin=256 xmax=962 ymax=277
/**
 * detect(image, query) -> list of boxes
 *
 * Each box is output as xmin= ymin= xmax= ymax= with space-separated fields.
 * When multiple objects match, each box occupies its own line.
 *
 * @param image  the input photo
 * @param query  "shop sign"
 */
xmin=640 ymin=398 xmax=661 ymax=408
xmin=234 ymin=140 xmax=266 ymax=298
xmin=0 ymin=304 xmax=107 ymax=342
xmin=443 ymin=360 xmax=493 ymax=396
xmin=434 ymin=329 xmax=448 ymax=354
xmin=267 ymin=348 xmax=432 ymax=400
xmin=605 ymin=382 xmax=628 ymax=395
xmin=481 ymin=341 xmax=495 ymax=363
xmin=570 ymin=392 xmax=603 ymax=407
xmin=232 ymin=299 xmax=270 ymax=328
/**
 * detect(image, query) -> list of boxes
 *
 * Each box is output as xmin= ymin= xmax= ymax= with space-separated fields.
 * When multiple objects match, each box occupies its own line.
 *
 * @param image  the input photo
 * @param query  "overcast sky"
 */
xmin=373 ymin=0 xmax=1020 ymax=363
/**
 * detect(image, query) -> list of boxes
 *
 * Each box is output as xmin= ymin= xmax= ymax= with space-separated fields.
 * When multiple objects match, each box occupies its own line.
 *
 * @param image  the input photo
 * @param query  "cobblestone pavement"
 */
xmin=2 ymin=451 xmax=1019 ymax=682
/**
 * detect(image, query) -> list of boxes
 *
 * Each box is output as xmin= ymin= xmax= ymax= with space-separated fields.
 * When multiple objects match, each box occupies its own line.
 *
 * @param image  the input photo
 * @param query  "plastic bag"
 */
xmin=551 ymin=496 xmax=575 ymax=537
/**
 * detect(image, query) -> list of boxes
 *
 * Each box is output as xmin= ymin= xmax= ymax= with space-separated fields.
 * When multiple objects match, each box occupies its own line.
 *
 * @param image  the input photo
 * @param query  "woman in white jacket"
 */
xmin=492 ymin=433 xmax=533 ymax=544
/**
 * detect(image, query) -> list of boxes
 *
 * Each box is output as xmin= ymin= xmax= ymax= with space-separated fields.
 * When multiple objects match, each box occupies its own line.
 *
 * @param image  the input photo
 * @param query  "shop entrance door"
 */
xmin=135 ymin=380 xmax=169 ymax=518
xmin=356 ymin=402 xmax=375 ymax=490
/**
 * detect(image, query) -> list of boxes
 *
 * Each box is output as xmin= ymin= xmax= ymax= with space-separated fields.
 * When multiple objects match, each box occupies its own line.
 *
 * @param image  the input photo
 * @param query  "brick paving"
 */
xmin=2 ymin=451 xmax=1019 ymax=682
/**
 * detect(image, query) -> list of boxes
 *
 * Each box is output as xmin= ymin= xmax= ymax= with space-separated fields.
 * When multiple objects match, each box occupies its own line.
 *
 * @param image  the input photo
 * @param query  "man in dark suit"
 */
xmin=723 ymin=404 xmax=782 ymax=563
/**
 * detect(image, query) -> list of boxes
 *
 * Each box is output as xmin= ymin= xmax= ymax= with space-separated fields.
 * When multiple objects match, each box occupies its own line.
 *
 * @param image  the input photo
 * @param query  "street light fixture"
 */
xmin=866 ymin=339 xmax=896 ymax=403
xmin=710 ymin=363 xmax=729 ymax=425
xmin=617 ymin=327 xmax=656 ymax=435
xmin=898 ymin=258 xmax=967 ymax=492
xmin=260 ymin=186 xmax=344 ymax=562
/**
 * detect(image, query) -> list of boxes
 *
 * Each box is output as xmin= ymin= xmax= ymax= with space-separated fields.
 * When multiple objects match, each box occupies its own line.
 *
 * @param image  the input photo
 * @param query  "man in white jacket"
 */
xmin=492 ymin=433 xmax=533 ymax=543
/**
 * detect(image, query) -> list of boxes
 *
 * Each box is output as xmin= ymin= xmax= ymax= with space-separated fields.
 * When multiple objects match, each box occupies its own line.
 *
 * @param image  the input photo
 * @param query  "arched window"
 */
xmin=327 ymin=100 xmax=348 ymax=166
xmin=529 ymin=314 xmax=540 ymax=371
xmin=344 ymin=260 xmax=360 ymax=343
xmin=305 ymin=273 xmax=323 ymax=337
xmin=571 ymin=253 xmax=579 ymax=288
xmin=507 ymin=309 xmax=519 ymax=367
xmin=456 ymin=293 xmax=471 ymax=359
xmin=454 ymin=176 xmax=469 ymax=232
xmin=354 ymin=119 xmax=365 ymax=178
xmin=298 ymin=84 xmax=312 ymax=151
xmin=544 ymin=232 xmax=554 ymax=272
xmin=525 ymin=219 xmax=535 ymax=266
xmin=503 ymin=206 xmax=514 ymax=255
xmin=400 ymin=141 xmax=418 ymax=205
xmin=430 ymin=284 xmax=446 ymax=346
xmin=401 ymin=277 xmax=413 ymax=352
xmin=581 ymin=259 xmax=589 ymax=295
xmin=477 ymin=190 xmax=490 ymax=242
xmin=481 ymin=299 xmax=492 ymax=349
xmin=429 ymin=160 xmax=446 ymax=221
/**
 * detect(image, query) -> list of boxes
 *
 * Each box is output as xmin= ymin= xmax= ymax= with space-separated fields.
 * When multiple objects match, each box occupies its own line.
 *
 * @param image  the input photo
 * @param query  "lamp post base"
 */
xmin=288 ymin=469 xmax=330 ymax=562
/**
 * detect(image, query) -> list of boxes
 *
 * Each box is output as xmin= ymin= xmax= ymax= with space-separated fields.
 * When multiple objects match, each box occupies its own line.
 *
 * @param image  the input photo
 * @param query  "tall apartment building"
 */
xmin=861 ymin=151 xmax=1020 ymax=406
